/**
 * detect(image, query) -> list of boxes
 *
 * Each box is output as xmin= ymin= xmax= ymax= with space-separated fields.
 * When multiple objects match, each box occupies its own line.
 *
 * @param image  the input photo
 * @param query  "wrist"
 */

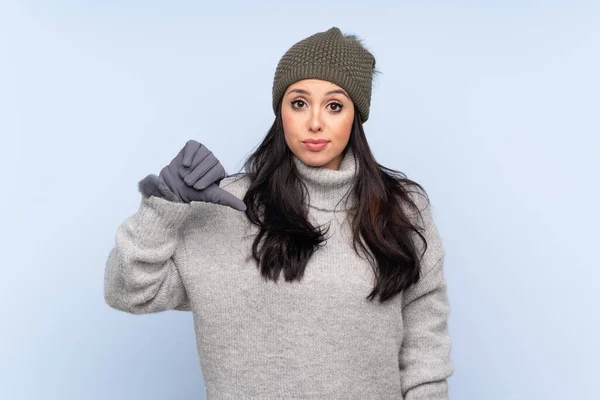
xmin=138 ymin=173 xmax=183 ymax=203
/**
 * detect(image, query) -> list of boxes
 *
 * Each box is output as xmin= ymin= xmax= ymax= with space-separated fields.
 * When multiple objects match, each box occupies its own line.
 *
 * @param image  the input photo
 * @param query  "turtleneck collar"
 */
xmin=292 ymin=147 xmax=358 ymax=212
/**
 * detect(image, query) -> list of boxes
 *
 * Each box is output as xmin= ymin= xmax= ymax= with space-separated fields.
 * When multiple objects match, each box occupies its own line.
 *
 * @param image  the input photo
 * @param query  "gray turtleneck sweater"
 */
xmin=104 ymin=149 xmax=453 ymax=399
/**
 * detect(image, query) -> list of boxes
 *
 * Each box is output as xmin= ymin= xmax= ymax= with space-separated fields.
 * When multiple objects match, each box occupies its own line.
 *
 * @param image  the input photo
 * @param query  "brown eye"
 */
xmin=329 ymin=102 xmax=343 ymax=113
xmin=291 ymin=100 xmax=306 ymax=109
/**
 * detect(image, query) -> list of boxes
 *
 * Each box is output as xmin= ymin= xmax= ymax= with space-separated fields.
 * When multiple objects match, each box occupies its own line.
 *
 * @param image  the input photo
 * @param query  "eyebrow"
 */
xmin=286 ymin=88 xmax=350 ymax=100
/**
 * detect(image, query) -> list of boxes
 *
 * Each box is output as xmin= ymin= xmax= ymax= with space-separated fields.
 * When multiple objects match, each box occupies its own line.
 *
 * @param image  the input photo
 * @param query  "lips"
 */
xmin=302 ymin=139 xmax=329 ymax=144
xmin=302 ymin=139 xmax=329 ymax=151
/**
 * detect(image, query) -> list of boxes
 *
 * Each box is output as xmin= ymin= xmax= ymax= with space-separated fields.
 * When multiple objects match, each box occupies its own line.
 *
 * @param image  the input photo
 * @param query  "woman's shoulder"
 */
xmin=185 ymin=172 xmax=251 ymax=223
xmin=219 ymin=172 xmax=252 ymax=199
xmin=397 ymin=180 xmax=431 ymax=217
xmin=183 ymin=173 xmax=252 ymax=233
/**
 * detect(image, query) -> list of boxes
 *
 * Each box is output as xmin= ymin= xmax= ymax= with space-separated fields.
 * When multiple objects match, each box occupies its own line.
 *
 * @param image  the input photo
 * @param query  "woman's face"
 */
xmin=281 ymin=79 xmax=354 ymax=170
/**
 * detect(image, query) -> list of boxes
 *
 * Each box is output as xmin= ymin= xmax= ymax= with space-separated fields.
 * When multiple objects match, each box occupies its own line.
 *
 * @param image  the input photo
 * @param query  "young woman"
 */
xmin=105 ymin=26 xmax=453 ymax=399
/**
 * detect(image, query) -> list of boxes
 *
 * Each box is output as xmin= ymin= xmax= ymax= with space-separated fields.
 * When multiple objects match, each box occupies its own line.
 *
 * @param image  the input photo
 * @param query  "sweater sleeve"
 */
xmin=399 ymin=191 xmax=454 ymax=400
xmin=104 ymin=174 xmax=193 ymax=314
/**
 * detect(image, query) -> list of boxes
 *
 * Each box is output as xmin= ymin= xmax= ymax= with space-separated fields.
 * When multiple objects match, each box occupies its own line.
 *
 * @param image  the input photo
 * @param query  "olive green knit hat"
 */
xmin=272 ymin=26 xmax=376 ymax=122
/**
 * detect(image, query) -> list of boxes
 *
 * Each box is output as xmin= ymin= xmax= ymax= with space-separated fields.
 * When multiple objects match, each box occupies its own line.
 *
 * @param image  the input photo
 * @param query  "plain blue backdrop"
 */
xmin=1 ymin=1 xmax=598 ymax=399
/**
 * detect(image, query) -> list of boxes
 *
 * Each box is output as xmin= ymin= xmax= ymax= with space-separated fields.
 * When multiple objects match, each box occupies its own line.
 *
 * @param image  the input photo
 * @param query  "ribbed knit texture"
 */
xmin=272 ymin=26 xmax=376 ymax=122
xmin=291 ymin=147 xmax=358 ymax=211
xmin=104 ymin=150 xmax=454 ymax=399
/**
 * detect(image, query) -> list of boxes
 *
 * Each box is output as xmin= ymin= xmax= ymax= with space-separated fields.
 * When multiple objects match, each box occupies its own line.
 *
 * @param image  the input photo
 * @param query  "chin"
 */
xmin=296 ymin=152 xmax=332 ymax=167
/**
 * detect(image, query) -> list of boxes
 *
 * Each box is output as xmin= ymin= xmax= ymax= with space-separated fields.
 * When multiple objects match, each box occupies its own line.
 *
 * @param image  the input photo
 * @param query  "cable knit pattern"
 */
xmin=104 ymin=150 xmax=453 ymax=399
xmin=272 ymin=26 xmax=376 ymax=122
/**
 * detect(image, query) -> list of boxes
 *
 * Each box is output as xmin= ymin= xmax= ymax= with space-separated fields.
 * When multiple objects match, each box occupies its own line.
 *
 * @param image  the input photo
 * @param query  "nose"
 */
xmin=308 ymin=108 xmax=323 ymax=133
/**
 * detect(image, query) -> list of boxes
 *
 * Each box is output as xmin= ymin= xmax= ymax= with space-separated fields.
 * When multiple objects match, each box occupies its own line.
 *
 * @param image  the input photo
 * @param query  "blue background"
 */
xmin=1 ymin=1 xmax=598 ymax=399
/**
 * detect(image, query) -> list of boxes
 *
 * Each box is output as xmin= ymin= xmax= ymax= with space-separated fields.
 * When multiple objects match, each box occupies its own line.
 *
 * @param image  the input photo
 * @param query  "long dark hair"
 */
xmin=239 ymin=101 xmax=431 ymax=303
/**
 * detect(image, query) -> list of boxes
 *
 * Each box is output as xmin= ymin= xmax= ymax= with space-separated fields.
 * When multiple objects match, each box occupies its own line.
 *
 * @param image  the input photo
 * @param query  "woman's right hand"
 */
xmin=159 ymin=140 xmax=246 ymax=211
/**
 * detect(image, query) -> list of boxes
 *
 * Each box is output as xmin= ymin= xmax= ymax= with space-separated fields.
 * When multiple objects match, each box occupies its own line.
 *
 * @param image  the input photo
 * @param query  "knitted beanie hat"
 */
xmin=272 ymin=26 xmax=376 ymax=122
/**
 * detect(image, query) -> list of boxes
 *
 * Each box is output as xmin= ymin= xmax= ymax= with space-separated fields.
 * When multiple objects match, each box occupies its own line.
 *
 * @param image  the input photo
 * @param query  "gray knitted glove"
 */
xmin=138 ymin=140 xmax=246 ymax=211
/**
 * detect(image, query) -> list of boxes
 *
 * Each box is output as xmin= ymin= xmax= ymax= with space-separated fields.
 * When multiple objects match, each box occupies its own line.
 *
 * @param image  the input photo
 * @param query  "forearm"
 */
xmin=104 ymin=175 xmax=192 ymax=314
xmin=400 ymin=256 xmax=453 ymax=400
